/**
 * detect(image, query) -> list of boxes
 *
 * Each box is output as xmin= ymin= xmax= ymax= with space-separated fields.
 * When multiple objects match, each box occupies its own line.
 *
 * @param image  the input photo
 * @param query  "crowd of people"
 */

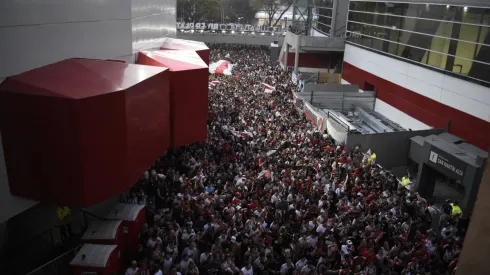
xmin=123 ymin=44 xmax=465 ymax=275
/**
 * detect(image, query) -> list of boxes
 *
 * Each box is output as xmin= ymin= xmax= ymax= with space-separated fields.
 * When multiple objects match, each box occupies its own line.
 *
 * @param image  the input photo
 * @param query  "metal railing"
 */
xmin=25 ymin=245 xmax=82 ymax=275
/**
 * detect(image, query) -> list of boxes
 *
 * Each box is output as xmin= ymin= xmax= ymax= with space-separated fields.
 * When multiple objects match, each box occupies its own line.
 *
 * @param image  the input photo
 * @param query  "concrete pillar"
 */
xmin=457 ymin=154 xmax=490 ymax=275
xmin=331 ymin=0 xmax=338 ymax=37
xmin=284 ymin=44 xmax=289 ymax=71
xmin=294 ymin=43 xmax=300 ymax=74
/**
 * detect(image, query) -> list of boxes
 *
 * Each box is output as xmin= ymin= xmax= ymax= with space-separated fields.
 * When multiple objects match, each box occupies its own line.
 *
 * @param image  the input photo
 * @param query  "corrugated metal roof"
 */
xmin=106 ymin=203 xmax=145 ymax=221
xmin=81 ymin=220 xmax=122 ymax=240
xmin=70 ymin=244 xmax=117 ymax=268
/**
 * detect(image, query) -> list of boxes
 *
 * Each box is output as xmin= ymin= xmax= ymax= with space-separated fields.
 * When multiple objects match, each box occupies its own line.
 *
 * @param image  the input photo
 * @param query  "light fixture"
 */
xmin=241 ymin=31 xmax=245 ymax=34
xmin=231 ymin=30 xmax=235 ymax=34
xmin=222 ymin=30 xmax=226 ymax=33
xmin=464 ymin=6 xmax=468 ymax=11
xmin=190 ymin=29 xmax=194 ymax=33
xmin=261 ymin=32 xmax=265 ymax=35
xmin=200 ymin=30 xmax=204 ymax=33
xmin=251 ymin=32 xmax=255 ymax=35
xmin=446 ymin=5 xmax=450 ymax=8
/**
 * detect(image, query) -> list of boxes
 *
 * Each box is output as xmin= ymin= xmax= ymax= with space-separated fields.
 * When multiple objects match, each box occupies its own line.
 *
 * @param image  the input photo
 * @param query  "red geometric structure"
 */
xmin=137 ymin=50 xmax=209 ymax=147
xmin=160 ymin=37 xmax=210 ymax=65
xmin=0 ymin=59 xmax=170 ymax=207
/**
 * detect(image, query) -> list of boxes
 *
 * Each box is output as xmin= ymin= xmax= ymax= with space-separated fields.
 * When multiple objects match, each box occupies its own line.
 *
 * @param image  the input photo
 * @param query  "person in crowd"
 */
xmin=120 ymin=44 xmax=465 ymax=275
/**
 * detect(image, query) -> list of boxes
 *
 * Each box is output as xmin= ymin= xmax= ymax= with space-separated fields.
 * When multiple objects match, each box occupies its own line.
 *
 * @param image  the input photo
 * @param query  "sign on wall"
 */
xmin=427 ymin=147 xmax=466 ymax=180
xmin=177 ymin=22 xmax=282 ymax=33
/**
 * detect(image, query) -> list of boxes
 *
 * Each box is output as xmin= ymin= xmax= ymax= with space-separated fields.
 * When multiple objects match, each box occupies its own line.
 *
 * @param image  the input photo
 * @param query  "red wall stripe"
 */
xmin=342 ymin=61 xmax=490 ymax=150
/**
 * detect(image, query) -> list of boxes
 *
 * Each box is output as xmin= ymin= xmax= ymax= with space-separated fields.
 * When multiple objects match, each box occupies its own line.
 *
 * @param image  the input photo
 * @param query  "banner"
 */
xmin=292 ymin=71 xmax=298 ymax=84
xmin=299 ymin=80 xmax=305 ymax=92
xmin=177 ymin=22 xmax=282 ymax=33
xmin=262 ymin=83 xmax=275 ymax=94
xmin=209 ymin=60 xmax=233 ymax=75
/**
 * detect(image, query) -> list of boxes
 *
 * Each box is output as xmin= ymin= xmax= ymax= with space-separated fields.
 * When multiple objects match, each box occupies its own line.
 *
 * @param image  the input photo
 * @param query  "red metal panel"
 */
xmin=125 ymin=72 xmax=170 ymax=184
xmin=342 ymin=61 xmax=490 ymax=150
xmin=160 ymin=37 xmax=210 ymax=65
xmin=0 ymin=59 xmax=170 ymax=207
xmin=136 ymin=50 xmax=208 ymax=147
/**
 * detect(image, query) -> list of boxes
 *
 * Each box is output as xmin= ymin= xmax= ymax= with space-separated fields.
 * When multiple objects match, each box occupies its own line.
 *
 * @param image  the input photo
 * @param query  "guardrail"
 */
xmin=25 ymin=245 xmax=82 ymax=275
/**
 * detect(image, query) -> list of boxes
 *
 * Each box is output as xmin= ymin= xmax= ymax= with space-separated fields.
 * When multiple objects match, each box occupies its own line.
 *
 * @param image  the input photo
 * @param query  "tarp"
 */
xmin=209 ymin=60 xmax=233 ymax=75
xmin=0 ymin=58 xmax=171 ymax=207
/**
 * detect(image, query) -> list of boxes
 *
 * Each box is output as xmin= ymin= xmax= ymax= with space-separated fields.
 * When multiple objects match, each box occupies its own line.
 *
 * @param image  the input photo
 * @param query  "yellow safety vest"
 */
xmin=57 ymin=206 xmax=71 ymax=221
xmin=402 ymin=176 xmax=410 ymax=186
xmin=370 ymin=153 xmax=377 ymax=163
xmin=450 ymin=203 xmax=462 ymax=217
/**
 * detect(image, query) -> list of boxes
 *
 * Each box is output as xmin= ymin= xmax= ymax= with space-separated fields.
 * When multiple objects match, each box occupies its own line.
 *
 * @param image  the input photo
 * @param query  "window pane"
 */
xmin=392 ymin=3 xmax=408 ymax=16
xmin=426 ymin=51 xmax=448 ymax=70
xmin=462 ymin=7 xmax=483 ymax=25
xmin=365 ymin=2 xmax=376 ymax=12
xmin=350 ymin=1 xmax=365 ymax=12
xmin=474 ymin=43 xmax=490 ymax=63
xmin=375 ymin=2 xmax=387 ymax=14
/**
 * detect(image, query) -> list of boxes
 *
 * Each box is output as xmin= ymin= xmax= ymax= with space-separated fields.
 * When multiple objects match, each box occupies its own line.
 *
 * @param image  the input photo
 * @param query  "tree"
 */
xmin=178 ymin=0 xmax=222 ymax=23
xmin=253 ymin=0 xmax=294 ymax=27
xmin=224 ymin=0 xmax=258 ymax=24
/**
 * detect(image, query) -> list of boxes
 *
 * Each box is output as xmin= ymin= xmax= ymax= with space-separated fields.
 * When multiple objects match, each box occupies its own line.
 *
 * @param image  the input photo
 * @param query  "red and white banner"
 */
xmin=262 ymin=83 xmax=275 ymax=94
xmin=210 ymin=81 xmax=220 ymax=86
xmin=209 ymin=60 xmax=233 ymax=75
xmin=258 ymin=170 xmax=271 ymax=179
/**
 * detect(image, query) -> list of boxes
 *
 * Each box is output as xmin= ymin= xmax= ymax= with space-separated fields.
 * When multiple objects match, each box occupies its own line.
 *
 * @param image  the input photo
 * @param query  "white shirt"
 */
xmin=316 ymin=224 xmax=327 ymax=234
xmin=241 ymin=266 xmax=254 ymax=275
xmin=280 ymin=263 xmax=292 ymax=275
xmin=125 ymin=267 xmax=139 ymax=275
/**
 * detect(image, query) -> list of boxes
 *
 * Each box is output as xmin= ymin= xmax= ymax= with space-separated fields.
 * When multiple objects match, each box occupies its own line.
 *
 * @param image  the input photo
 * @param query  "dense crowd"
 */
xmin=123 ymin=44 xmax=465 ymax=275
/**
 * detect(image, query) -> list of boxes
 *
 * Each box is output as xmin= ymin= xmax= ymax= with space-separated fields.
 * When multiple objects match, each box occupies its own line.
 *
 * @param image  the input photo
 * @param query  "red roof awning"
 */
xmin=137 ymin=50 xmax=208 ymax=147
xmin=160 ymin=37 xmax=210 ymax=65
xmin=0 ymin=58 xmax=171 ymax=207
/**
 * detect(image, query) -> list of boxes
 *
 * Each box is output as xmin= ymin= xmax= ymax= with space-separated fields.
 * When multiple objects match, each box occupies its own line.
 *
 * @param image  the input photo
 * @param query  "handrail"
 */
xmin=25 ymin=244 xmax=82 ymax=275
xmin=77 ymin=208 xmax=106 ymax=221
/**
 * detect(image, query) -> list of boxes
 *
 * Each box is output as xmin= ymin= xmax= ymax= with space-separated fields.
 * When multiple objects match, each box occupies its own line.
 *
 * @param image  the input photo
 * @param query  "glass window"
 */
xmin=365 ymin=2 xmax=376 ymax=13
xmin=462 ymin=7 xmax=484 ymax=25
xmin=474 ymin=43 xmax=490 ymax=63
xmin=349 ymin=1 xmax=365 ymax=12
xmin=375 ymin=2 xmax=387 ymax=14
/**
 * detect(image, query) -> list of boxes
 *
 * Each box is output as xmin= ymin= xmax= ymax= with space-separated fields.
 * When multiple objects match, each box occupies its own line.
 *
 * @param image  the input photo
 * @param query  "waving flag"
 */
xmin=263 ymin=83 xmax=275 ymax=94
xmin=258 ymin=170 xmax=271 ymax=179
xmin=210 ymin=81 xmax=220 ymax=86
xmin=209 ymin=60 xmax=233 ymax=75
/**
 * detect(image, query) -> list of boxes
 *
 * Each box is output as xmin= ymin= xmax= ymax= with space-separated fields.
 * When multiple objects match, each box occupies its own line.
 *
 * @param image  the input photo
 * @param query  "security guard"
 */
xmin=450 ymin=201 xmax=463 ymax=220
xmin=369 ymin=152 xmax=377 ymax=164
xmin=57 ymin=206 xmax=72 ymax=242
xmin=401 ymin=175 xmax=411 ymax=188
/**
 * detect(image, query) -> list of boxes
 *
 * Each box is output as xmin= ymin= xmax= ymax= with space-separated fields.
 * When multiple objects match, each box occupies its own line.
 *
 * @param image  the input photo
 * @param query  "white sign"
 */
xmin=177 ymin=22 xmax=282 ymax=32
xmin=429 ymin=151 xmax=464 ymax=177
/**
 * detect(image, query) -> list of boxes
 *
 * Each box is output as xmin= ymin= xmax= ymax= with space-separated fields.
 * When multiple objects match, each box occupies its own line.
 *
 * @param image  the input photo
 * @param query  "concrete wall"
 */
xmin=346 ymin=129 xmax=446 ymax=169
xmin=0 ymin=0 xmax=176 ymax=79
xmin=177 ymin=33 xmax=284 ymax=46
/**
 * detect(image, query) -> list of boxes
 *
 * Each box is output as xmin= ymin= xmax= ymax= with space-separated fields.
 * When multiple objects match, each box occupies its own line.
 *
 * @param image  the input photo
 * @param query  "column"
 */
xmin=331 ymin=0 xmax=338 ymax=37
xmin=294 ymin=42 xmax=300 ymax=74
xmin=284 ymin=44 xmax=289 ymax=71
